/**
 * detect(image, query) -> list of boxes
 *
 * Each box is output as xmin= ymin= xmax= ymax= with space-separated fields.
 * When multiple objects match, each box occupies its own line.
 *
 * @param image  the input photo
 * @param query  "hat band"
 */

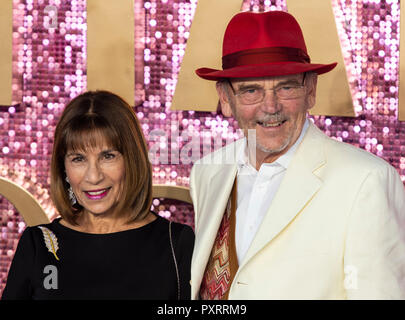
xmin=222 ymin=47 xmax=310 ymax=69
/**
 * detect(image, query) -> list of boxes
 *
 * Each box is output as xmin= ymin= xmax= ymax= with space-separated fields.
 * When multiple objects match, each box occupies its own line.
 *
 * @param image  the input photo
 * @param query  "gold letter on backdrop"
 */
xmin=399 ymin=0 xmax=405 ymax=121
xmin=171 ymin=0 xmax=243 ymax=111
xmin=87 ymin=0 xmax=135 ymax=105
xmin=287 ymin=0 xmax=355 ymax=117
xmin=0 ymin=0 xmax=12 ymax=106
xmin=0 ymin=178 xmax=50 ymax=227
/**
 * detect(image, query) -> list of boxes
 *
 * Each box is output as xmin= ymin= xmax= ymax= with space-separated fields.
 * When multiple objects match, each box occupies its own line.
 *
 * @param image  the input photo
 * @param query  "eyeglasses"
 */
xmin=227 ymin=73 xmax=307 ymax=105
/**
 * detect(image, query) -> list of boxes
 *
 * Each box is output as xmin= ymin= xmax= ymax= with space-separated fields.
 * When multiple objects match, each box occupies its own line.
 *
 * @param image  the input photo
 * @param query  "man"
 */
xmin=189 ymin=10 xmax=405 ymax=299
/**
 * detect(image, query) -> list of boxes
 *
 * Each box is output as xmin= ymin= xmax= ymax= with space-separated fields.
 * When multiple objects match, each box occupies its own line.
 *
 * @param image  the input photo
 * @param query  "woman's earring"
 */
xmin=65 ymin=177 xmax=77 ymax=205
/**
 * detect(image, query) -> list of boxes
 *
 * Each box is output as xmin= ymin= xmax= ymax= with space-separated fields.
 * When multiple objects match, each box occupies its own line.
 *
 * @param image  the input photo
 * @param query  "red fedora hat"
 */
xmin=196 ymin=11 xmax=337 ymax=81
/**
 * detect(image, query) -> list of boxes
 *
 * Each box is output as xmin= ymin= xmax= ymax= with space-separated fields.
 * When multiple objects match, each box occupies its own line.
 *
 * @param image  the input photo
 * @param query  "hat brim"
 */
xmin=196 ymin=61 xmax=337 ymax=81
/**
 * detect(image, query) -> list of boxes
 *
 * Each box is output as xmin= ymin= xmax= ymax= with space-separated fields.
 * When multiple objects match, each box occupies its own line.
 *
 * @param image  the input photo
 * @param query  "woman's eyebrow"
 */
xmin=66 ymin=152 xmax=83 ymax=157
xmin=100 ymin=149 xmax=116 ymax=154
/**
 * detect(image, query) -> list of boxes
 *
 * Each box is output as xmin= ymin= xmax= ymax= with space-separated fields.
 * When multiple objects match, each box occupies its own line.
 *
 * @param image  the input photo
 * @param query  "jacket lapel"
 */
xmin=239 ymin=123 xmax=327 ymax=270
xmin=191 ymin=141 xmax=243 ymax=299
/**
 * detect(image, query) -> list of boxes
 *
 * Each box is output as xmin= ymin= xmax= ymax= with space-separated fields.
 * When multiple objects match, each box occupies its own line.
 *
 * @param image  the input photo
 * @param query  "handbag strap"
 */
xmin=169 ymin=221 xmax=180 ymax=300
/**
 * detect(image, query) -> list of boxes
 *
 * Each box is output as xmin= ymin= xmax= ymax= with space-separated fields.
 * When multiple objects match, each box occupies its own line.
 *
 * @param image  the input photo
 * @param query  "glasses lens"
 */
xmin=233 ymin=78 xmax=307 ymax=105
xmin=238 ymin=88 xmax=263 ymax=105
xmin=276 ymin=86 xmax=305 ymax=99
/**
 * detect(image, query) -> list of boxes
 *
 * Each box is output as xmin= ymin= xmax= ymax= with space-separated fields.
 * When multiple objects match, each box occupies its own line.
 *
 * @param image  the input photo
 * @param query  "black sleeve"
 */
xmin=172 ymin=223 xmax=195 ymax=300
xmin=1 ymin=227 xmax=36 ymax=300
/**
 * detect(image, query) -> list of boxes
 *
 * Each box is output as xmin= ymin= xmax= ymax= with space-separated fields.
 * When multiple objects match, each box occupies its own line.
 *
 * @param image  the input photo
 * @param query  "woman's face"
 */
xmin=64 ymin=136 xmax=125 ymax=218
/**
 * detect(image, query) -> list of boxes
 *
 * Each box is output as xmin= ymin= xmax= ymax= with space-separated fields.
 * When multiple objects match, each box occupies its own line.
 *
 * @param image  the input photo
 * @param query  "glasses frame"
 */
xmin=227 ymin=72 xmax=307 ymax=105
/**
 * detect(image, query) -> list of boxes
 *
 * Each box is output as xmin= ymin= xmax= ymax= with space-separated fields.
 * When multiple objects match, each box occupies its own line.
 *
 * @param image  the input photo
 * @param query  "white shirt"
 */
xmin=235 ymin=119 xmax=309 ymax=265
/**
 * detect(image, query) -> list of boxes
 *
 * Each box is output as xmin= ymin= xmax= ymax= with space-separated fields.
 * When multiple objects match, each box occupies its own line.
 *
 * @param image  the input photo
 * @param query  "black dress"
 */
xmin=1 ymin=214 xmax=194 ymax=300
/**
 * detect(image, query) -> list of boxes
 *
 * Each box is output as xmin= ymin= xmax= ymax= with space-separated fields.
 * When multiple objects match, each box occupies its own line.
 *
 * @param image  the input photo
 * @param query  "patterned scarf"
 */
xmin=199 ymin=178 xmax=238 ymax=300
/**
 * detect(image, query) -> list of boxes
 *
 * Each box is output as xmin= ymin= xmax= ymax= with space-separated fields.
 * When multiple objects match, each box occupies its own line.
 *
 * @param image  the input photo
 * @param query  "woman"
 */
xmin=2 ymin=90 xmax=194 ymax=299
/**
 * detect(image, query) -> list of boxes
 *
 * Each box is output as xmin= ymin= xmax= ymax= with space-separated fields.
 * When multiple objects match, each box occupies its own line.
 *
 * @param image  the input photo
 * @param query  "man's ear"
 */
xmin=216 ymin=81 xmax=233 ymax=117
xmin=306 ymin=73 xmax=318 ymax=110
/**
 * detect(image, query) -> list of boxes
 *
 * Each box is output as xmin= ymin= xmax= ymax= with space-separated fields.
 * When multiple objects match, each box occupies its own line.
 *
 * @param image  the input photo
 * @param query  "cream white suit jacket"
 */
xmin=189 ymin=122 xmax=405 ymax=299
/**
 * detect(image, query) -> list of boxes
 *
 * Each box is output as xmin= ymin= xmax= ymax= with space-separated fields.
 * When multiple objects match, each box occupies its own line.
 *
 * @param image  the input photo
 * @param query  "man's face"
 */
xmin=217 ymin=73 xmax=317 ymax=164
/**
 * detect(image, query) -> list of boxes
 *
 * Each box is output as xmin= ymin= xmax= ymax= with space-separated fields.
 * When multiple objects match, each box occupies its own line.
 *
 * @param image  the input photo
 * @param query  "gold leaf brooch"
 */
xmin=38 ymin=226 xmax=60 ymax=261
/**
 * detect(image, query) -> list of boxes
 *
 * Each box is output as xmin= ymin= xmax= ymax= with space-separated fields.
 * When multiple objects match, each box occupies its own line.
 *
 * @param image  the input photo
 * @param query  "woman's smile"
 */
xmin=84 ymin=187 xmax=112 ymax=200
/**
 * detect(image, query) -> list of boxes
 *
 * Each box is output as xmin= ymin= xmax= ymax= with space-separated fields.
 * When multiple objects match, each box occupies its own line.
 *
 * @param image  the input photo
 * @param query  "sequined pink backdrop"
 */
xmin=0 ymin=0 xmax=404 ymax=295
